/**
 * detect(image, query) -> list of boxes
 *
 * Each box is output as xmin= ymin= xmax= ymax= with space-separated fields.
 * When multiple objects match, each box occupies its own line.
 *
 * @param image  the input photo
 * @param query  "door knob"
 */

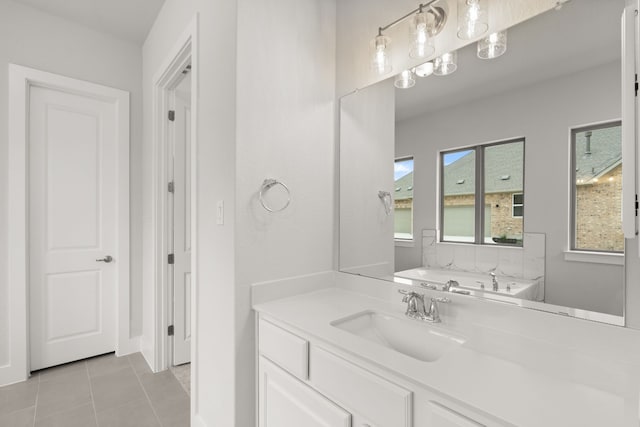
xmin=96 ymin=255 xmax=113 ymax=263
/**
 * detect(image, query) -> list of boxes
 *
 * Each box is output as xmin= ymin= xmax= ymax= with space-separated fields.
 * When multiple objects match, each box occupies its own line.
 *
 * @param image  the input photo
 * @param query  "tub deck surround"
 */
xmin=253 ymin=286 xmax=640 ymax=426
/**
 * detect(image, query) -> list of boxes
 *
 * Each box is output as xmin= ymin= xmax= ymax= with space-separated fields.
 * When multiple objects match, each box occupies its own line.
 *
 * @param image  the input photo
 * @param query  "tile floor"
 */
xmin=169 ymin=365 xmax=190 ymax=396
xmin=0 ymin=353 xmax=190 ymax=427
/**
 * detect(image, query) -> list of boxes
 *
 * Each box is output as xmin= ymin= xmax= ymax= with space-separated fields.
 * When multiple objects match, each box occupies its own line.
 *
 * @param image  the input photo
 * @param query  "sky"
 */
xmin=394 ymin=151 xmax=471 ymax=181
xmin=394 ymin=158 xmax=413 ymax=180
xmin=444 ymin=150 xmax=472 ymax=165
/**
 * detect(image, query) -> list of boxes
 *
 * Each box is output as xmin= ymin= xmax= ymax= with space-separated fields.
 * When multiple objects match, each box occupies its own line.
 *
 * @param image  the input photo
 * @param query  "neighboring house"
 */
xmin=394 ymin=171 xmax=413 ymax=238
xmin=443 ymin=143 xmax=524 ymax=242
xmin=574 ymin=126 xmax=623 ymax=251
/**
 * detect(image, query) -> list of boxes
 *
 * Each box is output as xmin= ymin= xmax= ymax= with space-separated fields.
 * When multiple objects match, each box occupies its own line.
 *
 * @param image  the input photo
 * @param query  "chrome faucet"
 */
xmin=400 ymin=290 xmax=427 ymax=318
xmin=398 ymin=290 xmax=450 ymax=323
xmin=490 ymin=272 xmax=499 ymax=291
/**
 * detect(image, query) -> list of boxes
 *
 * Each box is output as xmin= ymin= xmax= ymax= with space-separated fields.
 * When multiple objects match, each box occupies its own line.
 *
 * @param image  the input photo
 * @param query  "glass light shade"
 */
xmin=477 ymin=31 xmax=507 ymax=59
xmin=370 ymin=34 xmax=392 ymax=75
xmin=414 ymin=61 xmax=434 ymax=78
xmin=409 ymin=11 xmax=435 ymax=59
xmin=394 ymin=69 xmax=416 ymax=89
xmin=433 ymin=51 xmax=458 ymax=76
xmin=457 ymin=0 xmax=488 ymax=40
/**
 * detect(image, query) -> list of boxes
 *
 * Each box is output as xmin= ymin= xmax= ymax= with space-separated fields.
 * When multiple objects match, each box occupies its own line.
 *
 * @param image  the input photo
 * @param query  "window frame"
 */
xmin=512 ymin=193 xmax=524 ymax=218
xmin=394 ymin=156 xmax=415 ymax=242
xmin=439 ymin=137 xmax=526 ymax=246
xmin=570 ymin=120 xmax=623 ymax=254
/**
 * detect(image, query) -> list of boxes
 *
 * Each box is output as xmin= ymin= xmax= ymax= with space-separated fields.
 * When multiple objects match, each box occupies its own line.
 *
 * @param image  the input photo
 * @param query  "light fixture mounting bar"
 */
xmin=377 ymin=0 xmax=442 ymax=35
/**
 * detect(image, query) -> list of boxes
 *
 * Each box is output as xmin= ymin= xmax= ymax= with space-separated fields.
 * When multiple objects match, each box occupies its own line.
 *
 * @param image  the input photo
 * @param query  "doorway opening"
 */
xmin=149 ymin=18 xmax=198 ymax=410
xmin=167 ymin=66 xmax=193 ymax=388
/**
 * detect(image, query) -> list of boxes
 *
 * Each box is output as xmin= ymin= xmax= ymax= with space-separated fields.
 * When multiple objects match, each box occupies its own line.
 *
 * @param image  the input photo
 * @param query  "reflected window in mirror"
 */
xmin=394 ymin=157 xmax=414 ymax=240
xmin=440 ymin=139 xmax=524 ymax=246
xmin=571 ymin=121 xmax=623 ymax=253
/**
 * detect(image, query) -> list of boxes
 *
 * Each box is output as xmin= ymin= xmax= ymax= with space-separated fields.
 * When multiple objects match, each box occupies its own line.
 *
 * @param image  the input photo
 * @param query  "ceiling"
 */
xmin=395 ymin=0 xmax=623 ymax=122
xmin=13 ymin=0 xmax=166 ymax=44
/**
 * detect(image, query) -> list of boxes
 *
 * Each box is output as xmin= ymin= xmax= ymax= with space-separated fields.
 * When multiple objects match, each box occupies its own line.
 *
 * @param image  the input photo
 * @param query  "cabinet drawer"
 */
xmin=258 ymin=319 xmax=309 ymax=380
xmin=310 ymin=346 xmax=412 ymax=427
xmin=427 ymin=401 xmax=485 ymax=426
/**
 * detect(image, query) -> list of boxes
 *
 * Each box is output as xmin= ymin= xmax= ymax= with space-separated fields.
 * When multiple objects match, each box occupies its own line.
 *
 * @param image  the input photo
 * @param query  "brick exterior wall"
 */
xmin=575 ymin=164 xmax=623 ymax=251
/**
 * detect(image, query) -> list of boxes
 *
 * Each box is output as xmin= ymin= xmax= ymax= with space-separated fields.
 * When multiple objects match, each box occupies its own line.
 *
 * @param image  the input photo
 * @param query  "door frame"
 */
xmin=149 ymin=16 xmax=198 ymax=383
xmin=4 ymin=64 xmax=132 ymax=386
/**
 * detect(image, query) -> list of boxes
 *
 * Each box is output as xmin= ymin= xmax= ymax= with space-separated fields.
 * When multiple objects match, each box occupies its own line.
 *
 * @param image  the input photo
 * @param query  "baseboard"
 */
xmin=0 ymin=363 xmax=28 ymax=387
xmin=116 ymin=336 xmax=141 ymax=357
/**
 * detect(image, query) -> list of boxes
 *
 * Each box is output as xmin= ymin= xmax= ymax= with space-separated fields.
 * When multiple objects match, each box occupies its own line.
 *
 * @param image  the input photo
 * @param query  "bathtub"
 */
xmin=394 ymin=267 xmax=543 ymax=302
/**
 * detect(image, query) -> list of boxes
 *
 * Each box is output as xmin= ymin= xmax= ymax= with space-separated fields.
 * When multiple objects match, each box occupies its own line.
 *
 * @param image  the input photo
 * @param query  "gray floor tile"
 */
xmin=169 ymin=364 xmax=190 ymax=396
xmin=138 ymin=371 xmax=188 ymax=405
xmin=0 ymin=406 xmax=35 ymax=427
xmin=87 ymin=354 xmax=131 ymax=378
xmin=0 ymin=379 xmax=39 ymax=416
xmin=96 ymin=399 xmax=160 ymax=427
xmin=151 ymin=395 xmax=189 ymax=427
xmin=127 ymin=353 xmax=152 ymax=375
xmin=37 ymin=362 xmax=87 ymax=384
xmin=1 ymin=353 xmax=191 ymax=427
xmin=36 ymin=373 xmax=92 ymax=420
xmin=35 ymin=403 xmax=96 ymax=427
xmin=90 ymin=366 xmax=146 ymax=413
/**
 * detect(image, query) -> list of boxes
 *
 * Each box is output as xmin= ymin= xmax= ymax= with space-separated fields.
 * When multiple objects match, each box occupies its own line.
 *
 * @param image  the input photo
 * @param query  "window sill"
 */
xmin=395 ymin=239 xmax=415 ymax=248
xmin=564 ymin=250 xmax=624 ymax=266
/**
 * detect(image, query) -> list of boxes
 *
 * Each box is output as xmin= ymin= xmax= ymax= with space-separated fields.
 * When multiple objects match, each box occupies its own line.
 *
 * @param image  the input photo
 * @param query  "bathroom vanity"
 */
xmin=253 ymin=274 xmax=640 ymax=426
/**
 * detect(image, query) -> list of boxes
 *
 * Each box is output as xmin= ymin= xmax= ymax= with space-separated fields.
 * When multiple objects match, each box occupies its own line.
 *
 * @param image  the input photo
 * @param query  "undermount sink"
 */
xmin=331 ymin=310 xmax=466 ymax=362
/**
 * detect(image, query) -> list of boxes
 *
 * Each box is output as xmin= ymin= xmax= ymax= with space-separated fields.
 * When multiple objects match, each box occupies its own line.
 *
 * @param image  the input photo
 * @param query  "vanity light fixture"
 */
xmin=395 ymin=69 xmax=417 ymax=89
xmin=414 ymin=61 xmax=434 ymax=77
xmin=457 ymin=0 xmax=488 ymax=40
xmin=371 ymin=34 xmax=392 ymax=76
xmin=433 ymin=51 xmax=458 ymax=76
xmin=477 ymin=30 xmax=507 ymax=59
xmin=409 ymin=6 xmax=436 ymax=59
xmin=370 ymin=0 xmax=447 ymax=76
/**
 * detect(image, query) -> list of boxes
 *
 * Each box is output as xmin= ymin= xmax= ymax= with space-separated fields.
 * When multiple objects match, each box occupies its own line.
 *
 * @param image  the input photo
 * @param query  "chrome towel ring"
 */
xmin=259 ymin=178 xmax=291 ymax=212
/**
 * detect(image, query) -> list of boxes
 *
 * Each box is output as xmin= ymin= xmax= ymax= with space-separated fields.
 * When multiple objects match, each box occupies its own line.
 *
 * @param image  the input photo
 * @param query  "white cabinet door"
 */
xmin=259 ymin=357 xmax=351 ymax=427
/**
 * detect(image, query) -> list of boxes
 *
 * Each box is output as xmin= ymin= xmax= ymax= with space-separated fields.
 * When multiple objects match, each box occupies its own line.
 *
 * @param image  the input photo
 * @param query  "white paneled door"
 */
xmin=29 ymin=85 xmax=118 ymax=371
xmin=172 ymin=86 xmax=192 ymax=366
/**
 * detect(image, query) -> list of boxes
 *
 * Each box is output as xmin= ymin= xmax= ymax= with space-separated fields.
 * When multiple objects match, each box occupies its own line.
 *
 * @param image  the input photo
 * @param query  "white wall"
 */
xmin=0 ymin=0 xmax=143 ymax=367
xmin=142 ymin=1 xmax=237 ymax=425
xmin=395 ymin=61 xmax=626 ymax=315
xmin=340 ymin=79 xmax=395 ymax=277
xmin=142 ymin=0 xmax=336 ymax=425
xmin=236 ymin=0 xmax=336 ymax=425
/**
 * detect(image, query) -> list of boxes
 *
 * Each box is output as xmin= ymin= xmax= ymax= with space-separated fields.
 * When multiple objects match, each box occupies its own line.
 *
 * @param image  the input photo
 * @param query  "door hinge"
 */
xmin=168 ymin=181 xmax=174 ymax=193
xmin=636 ymin=194 xmax=638 ymax=216
xmin=635 ymin=74 xmax=638 ymax=96
xmin=168 ymin=253 xmax=174 ymax=264
xmin=168 ymin=110 xmax=175 ymax=121
xmin=168 ymin=325 xmax=174 ymax=336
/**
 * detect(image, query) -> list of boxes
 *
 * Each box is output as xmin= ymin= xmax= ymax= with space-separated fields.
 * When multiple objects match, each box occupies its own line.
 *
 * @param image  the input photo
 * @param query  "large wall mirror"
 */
xmin=339 ymin=0 xmax=629 ymax=325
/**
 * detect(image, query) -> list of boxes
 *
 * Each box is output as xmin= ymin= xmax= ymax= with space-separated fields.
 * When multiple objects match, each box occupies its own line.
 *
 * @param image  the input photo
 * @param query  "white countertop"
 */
xmin=254 ymin=287 xmax=640 ymax=427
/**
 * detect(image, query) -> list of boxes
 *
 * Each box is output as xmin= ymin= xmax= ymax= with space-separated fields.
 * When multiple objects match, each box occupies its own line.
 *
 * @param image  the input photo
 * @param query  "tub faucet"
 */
xmin=490 ymin=272 xmax=499 ymax=291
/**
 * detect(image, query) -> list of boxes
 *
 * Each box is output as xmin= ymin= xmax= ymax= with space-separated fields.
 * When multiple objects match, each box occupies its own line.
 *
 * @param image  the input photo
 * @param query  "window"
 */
xmin=394 ymin=157 xmax=414 ymax=240
xmin=512 ymin=193 xmax=524 ymax=217
xmin=571 ymin=122 xmax=623 ymax=253
xmin=440 ymin=139 xmax=524 ymax=245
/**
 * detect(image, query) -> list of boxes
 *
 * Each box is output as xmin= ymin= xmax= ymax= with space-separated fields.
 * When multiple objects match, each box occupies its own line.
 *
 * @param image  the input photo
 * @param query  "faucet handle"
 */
xmin=432 ymin=297 xmax=451 ymax=303
xmin=420 ymin=282 xmax=437 ymax=290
